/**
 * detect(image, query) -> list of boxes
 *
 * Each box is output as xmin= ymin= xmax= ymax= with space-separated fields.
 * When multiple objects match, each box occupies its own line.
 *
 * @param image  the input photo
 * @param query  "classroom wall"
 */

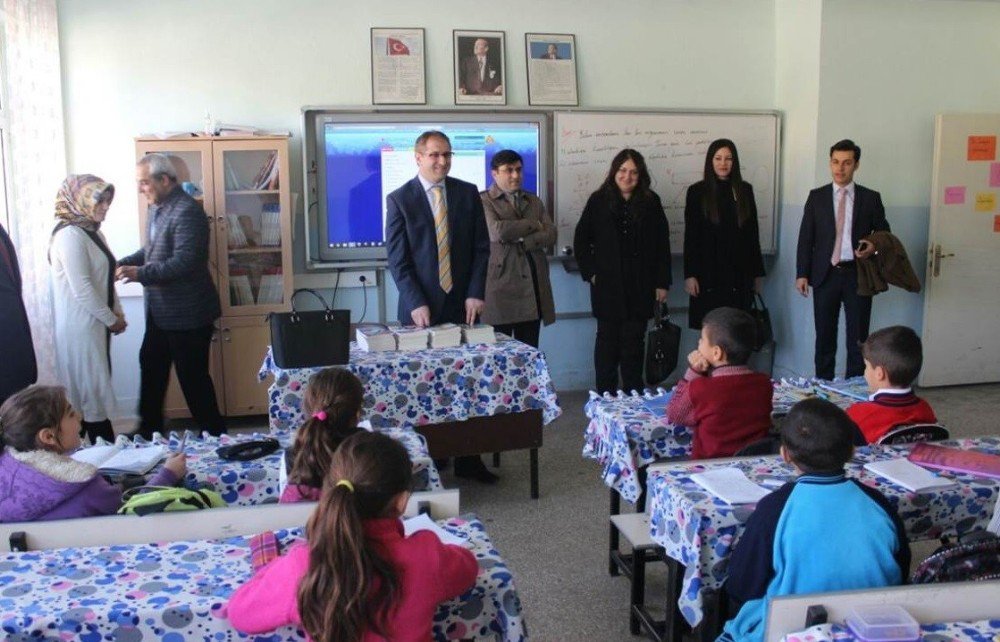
xmin=54 ymin=0 xmax=999 ymax=416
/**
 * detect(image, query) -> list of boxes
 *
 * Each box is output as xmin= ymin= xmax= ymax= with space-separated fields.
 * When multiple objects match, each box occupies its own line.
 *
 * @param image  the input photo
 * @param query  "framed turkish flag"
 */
xmin=370 ymin=28 xmax=426 ymax=105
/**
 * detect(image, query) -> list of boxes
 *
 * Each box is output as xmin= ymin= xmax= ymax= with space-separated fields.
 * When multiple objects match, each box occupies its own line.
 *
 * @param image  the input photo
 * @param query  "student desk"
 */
xmin=583 ymin=377 xmax=862 ymax=506
xmin=645 ymin=437 xmax=1000 ymax=634
xmin=115 ymin=427 xmax=442 ymax=505
xmin=780 ymin=619 xmax=1000 ymax=641
xmin=0 ymin=515 xmax=527 ymax=642
xmin=259 ymin=338 xmax=562 ymax=498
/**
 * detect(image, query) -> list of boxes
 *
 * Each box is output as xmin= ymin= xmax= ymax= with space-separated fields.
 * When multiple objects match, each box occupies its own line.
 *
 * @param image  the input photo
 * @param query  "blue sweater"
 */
xmin=719 ymin=472 xmax=910 ymax=642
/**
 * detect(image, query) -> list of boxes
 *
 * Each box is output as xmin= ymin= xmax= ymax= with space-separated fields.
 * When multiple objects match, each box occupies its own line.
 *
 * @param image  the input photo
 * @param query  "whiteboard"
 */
xmin=553 ymin=110 xmax=780 ymax=255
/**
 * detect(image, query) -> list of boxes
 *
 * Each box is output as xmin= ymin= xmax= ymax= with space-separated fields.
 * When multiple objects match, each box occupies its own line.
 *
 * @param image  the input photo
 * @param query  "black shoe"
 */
xmin=454 ymin=456 xmax=499 ymax=484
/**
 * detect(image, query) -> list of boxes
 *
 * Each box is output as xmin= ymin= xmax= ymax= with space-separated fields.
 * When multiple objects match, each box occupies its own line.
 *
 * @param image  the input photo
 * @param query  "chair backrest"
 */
xmin=734 ymin=434 xmax=782 ymax=457
xmin=911 ymin=530 xmax=1000 ymax=584
xmin=876 ymin=423 xmax=950 ymax=445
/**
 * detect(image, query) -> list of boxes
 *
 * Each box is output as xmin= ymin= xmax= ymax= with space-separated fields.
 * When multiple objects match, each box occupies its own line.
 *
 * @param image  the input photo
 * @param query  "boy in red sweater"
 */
xmin=667 ymin=307 xmax=772 ymax=459
xmin=847 ymin=325 xmax=936 ymax=443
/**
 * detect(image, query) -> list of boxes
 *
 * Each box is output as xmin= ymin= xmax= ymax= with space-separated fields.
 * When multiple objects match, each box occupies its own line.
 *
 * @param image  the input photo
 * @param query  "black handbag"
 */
xmin=645 ymin=302 xmax=681 ymax=386
xmin=216 ymin=438 xmax=281 ymax=462
xmin=749 ymin=292 xmax=773 ymax=351
xmin=268 ymin=288 xmax=350 ymax=368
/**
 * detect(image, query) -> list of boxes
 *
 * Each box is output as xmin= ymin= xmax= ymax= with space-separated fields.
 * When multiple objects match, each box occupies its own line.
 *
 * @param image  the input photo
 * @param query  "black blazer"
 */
xmin=0 ymin=223 xmax=37 ymax=402
xmin=385 ymin=176 xmax=489 ymax=324
xmin=573 ymin=188 xmax=672 ymax=321
xmin=683 ymin=180 xmax=765 ymax=287
xmin=796 ymin=183 xmax=890 ymax=288
xmin=118 ymin=186 xmax=221 ymax=331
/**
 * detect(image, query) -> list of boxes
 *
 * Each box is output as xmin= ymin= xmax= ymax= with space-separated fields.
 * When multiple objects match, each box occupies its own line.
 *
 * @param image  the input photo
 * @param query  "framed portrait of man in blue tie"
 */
xmin=453 ymin=30 xmax=506 ymax=106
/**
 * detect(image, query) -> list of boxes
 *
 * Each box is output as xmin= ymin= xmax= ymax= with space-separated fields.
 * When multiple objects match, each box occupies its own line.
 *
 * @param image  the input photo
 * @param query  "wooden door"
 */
xmin=919 ymin=114 xmax=1000 ymax=386
xmin=218 ymin=315 xmax=271 ymax=416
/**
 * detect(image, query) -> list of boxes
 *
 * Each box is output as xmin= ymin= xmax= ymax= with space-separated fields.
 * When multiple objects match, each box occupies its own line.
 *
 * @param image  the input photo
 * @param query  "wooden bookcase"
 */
xmin=134 ymin=135 xmax=292 ymax=418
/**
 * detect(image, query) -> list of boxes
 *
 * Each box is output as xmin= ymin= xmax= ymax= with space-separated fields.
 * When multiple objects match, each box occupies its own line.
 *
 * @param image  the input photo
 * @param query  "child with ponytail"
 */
xmin=228 ymin=431 xmax=478 ymax=642
xmin=280 ymin=368 xmax=365 ymax=503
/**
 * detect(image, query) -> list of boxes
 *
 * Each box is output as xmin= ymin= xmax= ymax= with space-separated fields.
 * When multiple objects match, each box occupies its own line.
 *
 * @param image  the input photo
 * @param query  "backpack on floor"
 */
xmin=118 ymin=485 xmax=226 ymax=516
xmin=910 ymin=530 xmax=1000 ymax=583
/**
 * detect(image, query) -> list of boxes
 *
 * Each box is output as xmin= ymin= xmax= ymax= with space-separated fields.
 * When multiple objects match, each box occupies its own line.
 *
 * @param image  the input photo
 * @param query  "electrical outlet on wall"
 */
xmin=294 ymin=270 xmax=377 ymax=290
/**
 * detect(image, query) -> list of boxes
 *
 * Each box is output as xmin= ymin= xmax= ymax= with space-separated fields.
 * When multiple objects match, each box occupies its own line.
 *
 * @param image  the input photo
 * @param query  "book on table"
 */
xmin=461 ymin=323 xmax=496 ymax=345
xmin=907 ymin=442 xmax=1000 ymax=480
xmin=356 ymin=325 xmax=396 ymax=352
xmin=863 ymin=457 xmax=957 ymax=492
xmin=689 ymin=468 xmax=771 ymax=505
xmin=392 ymin=326 xmax=430 ymax=351
xmin=428 ymin=323 xmax=462 ymax=348
xmin=71 ymin=444 xmax=168 ymax=476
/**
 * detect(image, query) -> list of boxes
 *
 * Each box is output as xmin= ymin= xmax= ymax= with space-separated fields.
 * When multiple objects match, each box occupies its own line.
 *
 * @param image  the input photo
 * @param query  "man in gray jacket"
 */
xmin=118 ymin=153 xmax=224 ymax=436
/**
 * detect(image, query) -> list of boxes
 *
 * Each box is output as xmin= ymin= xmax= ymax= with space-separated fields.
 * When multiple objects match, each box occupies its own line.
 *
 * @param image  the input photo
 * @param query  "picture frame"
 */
xmin=525 ymin=33 xmax=578 ymax=106
xmin=453 ymin=29 xmax=506 ymax=106
xmin=370 ymin=27 xmax=426 ymax=105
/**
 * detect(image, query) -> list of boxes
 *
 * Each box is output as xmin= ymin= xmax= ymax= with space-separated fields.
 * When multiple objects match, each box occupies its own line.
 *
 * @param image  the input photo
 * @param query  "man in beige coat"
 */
xmin=480 ymin=150 xmax=556 ymax=347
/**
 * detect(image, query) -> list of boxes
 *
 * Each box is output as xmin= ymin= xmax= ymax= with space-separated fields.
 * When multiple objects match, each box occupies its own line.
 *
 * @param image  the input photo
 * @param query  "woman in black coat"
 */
xmin=683 ymin=138 xmax=765 ymax=329
xmin=574 ymin=149 xmax=671 ymax=394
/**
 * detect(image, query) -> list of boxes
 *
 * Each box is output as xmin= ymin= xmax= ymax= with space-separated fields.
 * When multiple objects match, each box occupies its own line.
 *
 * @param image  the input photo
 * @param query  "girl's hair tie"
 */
xmin=334 ymin=479 xmax=354 ymax=493
xmin=312 ymin=411 xmax=327 ymax=421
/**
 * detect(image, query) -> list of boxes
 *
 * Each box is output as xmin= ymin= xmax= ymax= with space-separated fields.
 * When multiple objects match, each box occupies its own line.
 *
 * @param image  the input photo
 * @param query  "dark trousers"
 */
xmin=81 ymin=419 xmax=115 ymax=444
xmin=494 ymin=319 xmax=541 ymax=348
xmin=595 ymin=318 xmax=647 ymax=394
xmin=812 ymin=263 xmax=872 ymax=380
xmin=138 ymin=319 xmax=225 ymax=437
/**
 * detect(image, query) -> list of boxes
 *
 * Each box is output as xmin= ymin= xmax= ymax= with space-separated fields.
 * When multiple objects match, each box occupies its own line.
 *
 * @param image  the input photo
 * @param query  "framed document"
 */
xmin=370 ymin=28 xmax=426 ymax=105
xmin=525 ymin=33 xmax=578 ymax=106
xmin=453 ymin=29 xmax=506 ymax=106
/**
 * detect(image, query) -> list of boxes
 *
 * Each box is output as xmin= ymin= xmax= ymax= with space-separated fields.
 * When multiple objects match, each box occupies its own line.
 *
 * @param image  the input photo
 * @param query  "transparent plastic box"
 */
xmin=844 ymin=605 xmax=920 ymax=642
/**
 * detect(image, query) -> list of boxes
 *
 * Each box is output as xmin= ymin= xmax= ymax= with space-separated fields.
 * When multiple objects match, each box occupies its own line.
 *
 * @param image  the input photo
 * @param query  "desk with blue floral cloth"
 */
xmin=780 ymin=619 xmax=1000 ymax=642
xmin=0 ymin=515 xmax=527 ymax=642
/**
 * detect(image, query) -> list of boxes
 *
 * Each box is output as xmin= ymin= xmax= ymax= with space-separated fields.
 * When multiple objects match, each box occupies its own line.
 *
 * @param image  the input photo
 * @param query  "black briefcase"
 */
xmin=645 ymin=303 xmax=681 ymax=386
xmin=269 ymin=288 xmax=350 ymax=369
xmin=749 ymin=292 xmax=773 ymax=351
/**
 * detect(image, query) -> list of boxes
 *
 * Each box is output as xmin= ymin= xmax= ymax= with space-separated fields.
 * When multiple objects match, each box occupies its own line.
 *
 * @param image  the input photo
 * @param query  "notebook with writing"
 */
xmin=907 ymin=442 xmax=1000 ymax=480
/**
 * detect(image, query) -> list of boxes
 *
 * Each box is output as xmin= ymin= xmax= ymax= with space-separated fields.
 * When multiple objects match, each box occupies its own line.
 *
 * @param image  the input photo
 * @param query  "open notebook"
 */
xmin=71 ymin=444 xmax=168 ymax=476
xmin=689 ymin=468 xmax=771 ymax=505
xmin=863 ymin=457 xmax=956 ymax=492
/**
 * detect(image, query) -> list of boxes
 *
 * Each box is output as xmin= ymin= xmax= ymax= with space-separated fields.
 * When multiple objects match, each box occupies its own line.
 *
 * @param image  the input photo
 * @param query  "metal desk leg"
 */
xmin=529 ymin=447 xmax=539 ymax=499
xmin=492 ymin=452 xmax=501 ymax=467
xmin=609 ymin=490 xmax=622 ymax=576
xmin=636 ymin=465 xmax=649 ymax=512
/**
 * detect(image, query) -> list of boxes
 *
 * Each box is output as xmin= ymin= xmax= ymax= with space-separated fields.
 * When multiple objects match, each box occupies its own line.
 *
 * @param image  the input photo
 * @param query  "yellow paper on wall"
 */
xmin=975 ymin=192 xmax=996 ymax=212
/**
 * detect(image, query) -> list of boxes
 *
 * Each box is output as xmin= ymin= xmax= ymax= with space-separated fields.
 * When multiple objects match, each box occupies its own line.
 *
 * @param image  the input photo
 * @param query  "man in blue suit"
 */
xmin=795 ymin=139 xmax=890 ymax=380
xmin=386 ymin=130 xmax=495 ymax=482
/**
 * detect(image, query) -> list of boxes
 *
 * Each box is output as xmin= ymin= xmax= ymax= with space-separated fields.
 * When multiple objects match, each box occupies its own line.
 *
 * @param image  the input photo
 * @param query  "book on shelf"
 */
xmin=142 ymin=131 xmax=197 ymax=140
xmin=215 ymin=124 xmax=291 ymax=138
xmin=257 ymin=270 xmax=284 ymax=305
xmin=391 ymin=326 xmax=430 ymax=351
xmin=429 ymin=323 xmax=462 ymax=348
xmin=71 ymin=444 xmax=168 ymax=476
xmin=356 ymin=325 xmax=396 ymax=352
xmin=461 ymin=323 xmax=496 ymax=345
xmin=226 ymin=214 xmax=249 ymax=248
xmin=224 ymin=157 xmax=243 ymax=190
xmin=230 ymin=273 xmax=254 ymax=306
xmin=251 ymin=152 xmax=278 ymax=190
xmin=260 ymin=204 xmax=281 ymax=246
xmin=907 ymin=442 xmax=1000 ymax=479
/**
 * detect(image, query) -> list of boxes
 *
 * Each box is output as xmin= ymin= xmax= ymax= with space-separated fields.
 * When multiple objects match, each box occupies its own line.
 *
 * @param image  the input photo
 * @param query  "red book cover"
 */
xmin=907 ymin=442 xmax=1000 ymax=479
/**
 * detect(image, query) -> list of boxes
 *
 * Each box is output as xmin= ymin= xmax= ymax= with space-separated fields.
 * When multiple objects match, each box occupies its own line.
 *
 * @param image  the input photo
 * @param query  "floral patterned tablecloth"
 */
xmin=111 ymin=427 xmax=442 ymax=506
xmin=258 ymin=339 xmax=561 ymax=432
xmin=646 ymin=437 xmax=1000 ymax=627
xmin=781 ymin=619 xmax=1000 ymax=641
xmin=0 ymin=515 xmax=527 ymax=642
xmin=582 ymin=378 xmax=863 ymax=504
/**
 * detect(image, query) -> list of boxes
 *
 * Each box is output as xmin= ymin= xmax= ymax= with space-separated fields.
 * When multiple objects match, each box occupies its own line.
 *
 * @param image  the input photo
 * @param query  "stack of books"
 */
xmin=392 ymin=326 xmax=430 ymax=351
xmin=356 ymin=325 xmax=396 ymax=352
xmin=251 ymin=152 xmax=280 ymax=190
xmin=461 ymin=323 xmax=496 ymax=345
xmin=257 ymin=268 xmax=284 ymax=305
xmin=226 ymin=214 xmax=249 ymax=248
xmin=260 ymin=203 xmax=281 ymax=246
xmin=229 ymin=271 xmax=254 ymax=306
xmin=429 ymin=323 xmax=462 ymax=348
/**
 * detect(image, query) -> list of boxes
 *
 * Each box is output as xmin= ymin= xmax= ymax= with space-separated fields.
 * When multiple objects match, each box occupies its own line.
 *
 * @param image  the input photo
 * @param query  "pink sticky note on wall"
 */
xmin=944 ymin=186 xmax=966 ymax=205
xmin=990 ymin=163 xmax=1000 ymax=188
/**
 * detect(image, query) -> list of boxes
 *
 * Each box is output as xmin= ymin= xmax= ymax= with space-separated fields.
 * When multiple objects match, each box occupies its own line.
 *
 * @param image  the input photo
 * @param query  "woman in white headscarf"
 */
xmin=49 ymin=174 xmax=126 ymax=442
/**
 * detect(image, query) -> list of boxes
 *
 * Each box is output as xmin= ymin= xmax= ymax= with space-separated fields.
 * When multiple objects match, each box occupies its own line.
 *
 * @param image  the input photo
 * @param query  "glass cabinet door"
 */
xmin=213 ymin=139 xmax=291 ymax=316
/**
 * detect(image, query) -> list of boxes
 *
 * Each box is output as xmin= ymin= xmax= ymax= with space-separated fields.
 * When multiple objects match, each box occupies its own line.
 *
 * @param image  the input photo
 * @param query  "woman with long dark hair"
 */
xmin=227 ymin=431 xmax=478 ymax=642
xmin=574 ymin=149 xmax=672 ymax=394
xmin=683 ymin=139 xmax=765 ymax=329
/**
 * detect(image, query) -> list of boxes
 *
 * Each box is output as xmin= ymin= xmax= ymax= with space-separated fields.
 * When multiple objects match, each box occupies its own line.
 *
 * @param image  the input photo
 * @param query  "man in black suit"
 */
xmin=458 ymin=38 xmax=502 ymax=96
xmin=385 ymin=130 xmax=496 ymax=482
xmin=0 ymin=222 xmax=36 ymax=406
xmin=796 ymin=139 xmax=890 ymax=380
xmin=118 ymin=153 xmax=225 ymax=437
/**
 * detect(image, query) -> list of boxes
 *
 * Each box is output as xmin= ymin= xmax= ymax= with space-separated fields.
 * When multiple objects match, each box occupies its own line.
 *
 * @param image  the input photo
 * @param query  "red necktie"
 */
xmin=831 ymin=187 xmax=847 ymax=266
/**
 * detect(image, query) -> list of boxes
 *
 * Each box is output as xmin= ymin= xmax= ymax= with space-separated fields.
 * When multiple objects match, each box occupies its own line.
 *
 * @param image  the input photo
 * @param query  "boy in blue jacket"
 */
xmin=720 ymin=398 xmax=910 ymax=642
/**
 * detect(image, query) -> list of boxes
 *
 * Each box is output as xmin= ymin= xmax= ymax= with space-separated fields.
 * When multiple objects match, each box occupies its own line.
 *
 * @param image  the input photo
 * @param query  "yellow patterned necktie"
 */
xmin=431 ymin=185 xmax=452 ymax=293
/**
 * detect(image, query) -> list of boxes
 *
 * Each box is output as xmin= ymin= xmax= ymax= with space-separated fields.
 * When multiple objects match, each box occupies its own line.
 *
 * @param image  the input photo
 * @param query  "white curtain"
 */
xmin=1 ymin=0 xmax=66 ymax=384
